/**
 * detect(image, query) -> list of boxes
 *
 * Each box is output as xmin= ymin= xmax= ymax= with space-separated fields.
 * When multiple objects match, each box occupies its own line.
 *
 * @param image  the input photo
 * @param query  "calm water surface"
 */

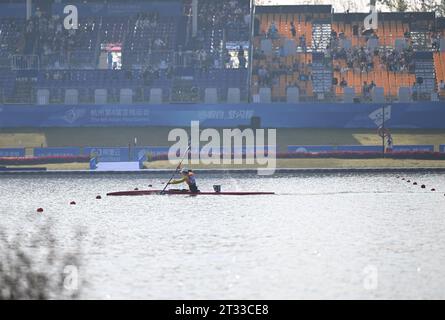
xmin=1 ymin=172 xmax=444 ymax=299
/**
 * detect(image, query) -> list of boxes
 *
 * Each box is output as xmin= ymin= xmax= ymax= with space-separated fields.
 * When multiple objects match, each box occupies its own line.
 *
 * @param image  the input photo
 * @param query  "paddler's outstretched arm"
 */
xmin=169 ymin=177 xmax=186 ymax=185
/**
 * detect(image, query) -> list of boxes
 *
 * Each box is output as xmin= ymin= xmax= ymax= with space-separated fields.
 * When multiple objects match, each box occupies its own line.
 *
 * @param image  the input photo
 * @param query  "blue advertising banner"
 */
xmin=82 ymin=146 xmax=273 ymax=162
xmin=392 ymin=145 xmax=435 ymax=152
xmin=440 ymin=145 xmax=445 ymax=153
xmin=287 ymin=145 xmax=382 ymax=153
xmin=34 ymin=147 xmax=81 ymax=157
xmin=0 ymin=148 xmax=26 ymax=157
xmin=84 ymin=147 xmax=130 ymax=162
xmin=1 ymin=103 xmax=445 ymax=129
xmin=136 ymin=147 xmax=169 ymax=157
xmin=135 ymin=147 xmax=169 ymax=161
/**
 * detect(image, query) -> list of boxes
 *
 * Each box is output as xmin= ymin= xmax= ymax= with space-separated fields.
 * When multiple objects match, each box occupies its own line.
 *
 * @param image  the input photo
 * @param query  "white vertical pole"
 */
xmin=192 ymin=0 xmax=198 ymax=37
xmin=247 ymin=0 xmax=255 ymax=102
xmin=26 ymin=0 xmax=32 ymax=20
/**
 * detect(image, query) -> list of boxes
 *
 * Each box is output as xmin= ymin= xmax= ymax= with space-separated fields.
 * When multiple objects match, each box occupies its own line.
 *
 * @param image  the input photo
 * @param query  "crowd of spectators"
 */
xmin=5 ymin=2 xmax=445 ymax=103
xmin=25 ymin=7 xmax=98 ymax=69
xmin=184 ymin=0 xmax=251 ymax=71
xmin=134 ymin=12 xmax=159 ymax=29
xmin=0 ymin=18 xmax=25 ymax=59
xmin=362 ymin=80 xmax=376 ymax=101
xmin=263 ymin=21 xmax=307 ymax=51
xmin=198 ymin=0 xmax=250 ymax=32
xmin=141 ymin=63 xmax=174 ymax=85
xmin=25 ymin=7 xmax=178 ymax=70
xmin=380 ymin=47 xmax=415 ymax=72
xmin=252 ymin=49 xmax=312 ymax=89
xmin=133 ymin=12 xmax=172 ymax=52
xmin=431 ymin=31 xmax=441 ymax=51
xmin=329 ymin=24 xmax=421 ymax=75
xmin=330 ymin=43 xmax=415 ymax=74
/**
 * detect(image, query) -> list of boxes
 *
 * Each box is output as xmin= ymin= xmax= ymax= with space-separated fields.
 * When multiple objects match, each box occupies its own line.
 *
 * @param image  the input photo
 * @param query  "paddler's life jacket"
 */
xmin=185 ymin=172 xmax=196 ymax=186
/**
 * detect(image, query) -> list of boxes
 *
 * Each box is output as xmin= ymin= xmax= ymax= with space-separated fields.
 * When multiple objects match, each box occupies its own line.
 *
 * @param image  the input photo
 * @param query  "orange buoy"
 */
xmin=413 ymin=182 xmax=417 ymax=185
xmin=134 ymin=188 xmax=139 ymax=191
xmin=37 ymin=208 xmax=44 ymax=213
xmin=96 ymin=195 xmax=102 ymax=199
xmin=70 ymin=201 xmax=76 ymax=205
xmin=431 ymin=188 xmax=436 ymax=192
xmin=421 ymin=185 xmax=426 ymax=189
xmin=407 ymin=180 xmax=411 ymax=183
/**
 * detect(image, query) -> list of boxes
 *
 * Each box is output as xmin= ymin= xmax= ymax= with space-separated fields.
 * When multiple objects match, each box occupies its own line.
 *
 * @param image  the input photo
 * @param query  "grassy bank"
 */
xmin=144 ymin=158 xmax=445 ymax=170
xmin=2 ymin=127 xmax=445 ymax=171
xmin=5 ymin=163 xmax=89 ymax=170
xmin=3 ymin=158 xmax=445 ymax=171
xmin=1 ymin=128 xmax=445 ymax=152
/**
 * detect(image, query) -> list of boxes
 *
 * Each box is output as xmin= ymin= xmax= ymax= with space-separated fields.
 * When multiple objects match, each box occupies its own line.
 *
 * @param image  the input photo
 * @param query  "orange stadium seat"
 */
xmin=252 ymin=9 xmax=441 ymax=102
xmin=434 ymin=52 xmax=445 ymax=97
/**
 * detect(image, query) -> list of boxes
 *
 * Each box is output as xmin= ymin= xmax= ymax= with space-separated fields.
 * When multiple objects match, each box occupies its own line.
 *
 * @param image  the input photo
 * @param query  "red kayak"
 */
xmin=107 ymin=189 xmax=275 ymax=196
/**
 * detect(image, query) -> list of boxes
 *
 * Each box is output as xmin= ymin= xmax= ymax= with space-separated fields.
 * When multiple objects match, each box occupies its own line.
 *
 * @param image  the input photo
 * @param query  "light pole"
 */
xmin=381 ymin=104 xmax=385 ymax=156
xmin=247 ymin=0 xmax=255 ymax=103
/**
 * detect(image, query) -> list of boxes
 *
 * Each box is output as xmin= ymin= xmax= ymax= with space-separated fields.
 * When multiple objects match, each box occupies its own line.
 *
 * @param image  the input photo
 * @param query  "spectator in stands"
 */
xmin=292 ymin=60 xmax=300 ymax=73
xmin=125 ymin=70 xmax=133 ymax=80
xmin=362 ymin=81 xmax=371 ymax=100
xmin=290 ymin=22 xmax=296 ymax=38
xmin=333 ymin=63 xmax=340 ymax=72
xmin=339 ymin=31 xmax=346 ymax=40
xmin=165 ymin=65 xmax=174 ymax=79
xmin=324 ymin=45 xmax=331 ymax=59
xmin=404 ymin=30 xmax=410 ymax=39
xmin=268 ymin=22 xmax=278 ymax=39
xmin=432 ymin=33 xmax=440 ymax=52
xmin=340 ymin=78 xmax=347 ymax=88
xmin=412 ymin=81 xmax=419 ymax=101
xmin=439 ymin=80 xmax=445 ymax=91
xmin=299 ymin=34 xmax=306 ymax=51
xmin=244 ymin=12 xmax=251 ymax=26
xmin=35 ymin=7 xmax=42 ymax=19
xmin=258 ymin=66 xmax=269 ymax=86
xmin=238 ymin=46 xmax=246 ymax=69
xmin=198 ymin=49 xmax=208 ymax=68
xmin=352 ymin=24 xmax=359 ymax=36
xmin=142 ymin=68 xmax=151 ymax=86
xmin=159 ymin=60 xmax=168 ymax=72
xmin=154 ymin=38 xmax=166 ymax=49
xmin=108 ymin=52 xmax=113 ymax=69
xmin=386 ymin=134 xmax=393 ymax=153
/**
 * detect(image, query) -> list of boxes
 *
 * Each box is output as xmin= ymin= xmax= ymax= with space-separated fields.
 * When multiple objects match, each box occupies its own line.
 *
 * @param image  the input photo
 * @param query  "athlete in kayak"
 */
xmin=168 ymin=168 xmax=200 ymax=193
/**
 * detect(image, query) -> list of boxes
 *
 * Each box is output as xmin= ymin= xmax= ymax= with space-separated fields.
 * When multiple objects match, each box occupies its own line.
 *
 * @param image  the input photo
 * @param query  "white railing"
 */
xmin=11 ymin=54 xmax=40 ymax=71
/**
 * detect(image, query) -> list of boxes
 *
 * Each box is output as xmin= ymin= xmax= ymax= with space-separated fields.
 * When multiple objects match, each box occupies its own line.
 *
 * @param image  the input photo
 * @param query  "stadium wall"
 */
xmin=0 ymin=4 xmax=30 ymax=18
xmin=1 ymin=103 xmax=445 ymax=129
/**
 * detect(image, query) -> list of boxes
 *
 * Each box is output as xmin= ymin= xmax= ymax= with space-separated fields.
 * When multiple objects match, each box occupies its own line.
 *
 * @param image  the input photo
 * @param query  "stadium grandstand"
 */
xmin=0 ymin=0 xmax=445 ymax=105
